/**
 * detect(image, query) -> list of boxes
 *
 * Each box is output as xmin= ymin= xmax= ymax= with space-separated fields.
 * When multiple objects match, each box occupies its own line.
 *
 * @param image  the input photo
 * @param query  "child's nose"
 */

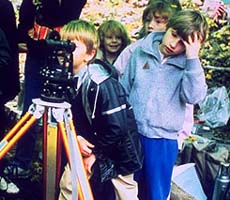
xmin=148 ymin=20 xmax=156 ymax=30
xmin=111 ymin=36 xmax=118 ymax=41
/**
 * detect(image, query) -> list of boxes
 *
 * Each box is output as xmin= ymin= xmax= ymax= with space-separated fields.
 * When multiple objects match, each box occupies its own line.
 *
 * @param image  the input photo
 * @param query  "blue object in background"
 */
xmin=173 ymin=163 xmax=207 ymax=200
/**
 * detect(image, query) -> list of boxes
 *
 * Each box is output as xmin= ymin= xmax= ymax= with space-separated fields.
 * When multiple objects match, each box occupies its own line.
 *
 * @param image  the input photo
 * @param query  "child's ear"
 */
xmin=85 ymin=49 xmax=97 ymax=63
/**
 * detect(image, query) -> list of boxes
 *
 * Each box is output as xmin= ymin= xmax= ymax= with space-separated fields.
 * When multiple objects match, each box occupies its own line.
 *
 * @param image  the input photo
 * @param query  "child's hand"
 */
xmin=183 ymin=32 xmax=203 ymax=59
xmin=201 ymin=0 xmax=226 ymax=22
xmin=77 ymin=136 xmax=95 ymax=157
xmin=213 ymin=3 xmax=226 ymax=22
xmin=83 ymin=154 xmax=96 ymax=175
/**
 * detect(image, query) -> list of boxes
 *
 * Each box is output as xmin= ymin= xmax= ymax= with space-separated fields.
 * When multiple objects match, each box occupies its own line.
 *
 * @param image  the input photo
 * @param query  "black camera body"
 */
xmin=40 ymin=31 xmax=76 ymax=103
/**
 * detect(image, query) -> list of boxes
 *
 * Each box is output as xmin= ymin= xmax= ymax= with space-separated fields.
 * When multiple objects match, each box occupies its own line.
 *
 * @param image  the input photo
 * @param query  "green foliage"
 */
xmin=12 ymin=0 xmax=230 ymax=88
xmin=200 ymin=24 xmax=230 ymax=68
xmin=200 ymin=20 xmax=230 ymax=88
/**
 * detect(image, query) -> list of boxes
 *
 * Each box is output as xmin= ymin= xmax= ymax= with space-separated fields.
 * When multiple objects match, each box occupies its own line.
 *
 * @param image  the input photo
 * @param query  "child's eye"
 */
xmin=178 ymin=40 xmax=184 ymax=46
xmin=154 ymin=17 xmax=167 ymax=24
xmin=145 ymin=18 xmax=151 ymax=23
xmin=105 ymin=36 xmax=112 ymax=40
xmin=171 ymin=30 xmax=178 ymax=37
xmin=156 ymin=20 xmax=166 ymax=24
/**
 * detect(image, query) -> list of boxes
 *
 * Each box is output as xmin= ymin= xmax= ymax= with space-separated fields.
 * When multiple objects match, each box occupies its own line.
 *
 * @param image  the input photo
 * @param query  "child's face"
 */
xmin=71 ymin=39 xmax=94 ymax=74
xmin=103 ymin=34 xmax=122 ymax=54
xmin=145 ymin=11 xmax=168 ymax=34
xmin=159 ymin=28 xmax=185 ymax=57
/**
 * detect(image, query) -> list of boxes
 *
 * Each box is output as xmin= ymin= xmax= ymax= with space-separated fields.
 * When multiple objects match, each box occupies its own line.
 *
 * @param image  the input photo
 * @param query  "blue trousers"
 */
xmin=137 ymin=136 xmax=178 ymax=200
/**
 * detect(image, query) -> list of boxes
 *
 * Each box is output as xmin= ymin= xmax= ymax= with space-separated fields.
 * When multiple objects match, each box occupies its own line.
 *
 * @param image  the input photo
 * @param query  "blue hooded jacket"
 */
xmin=121 ymin=32 xmax=207 ymax=139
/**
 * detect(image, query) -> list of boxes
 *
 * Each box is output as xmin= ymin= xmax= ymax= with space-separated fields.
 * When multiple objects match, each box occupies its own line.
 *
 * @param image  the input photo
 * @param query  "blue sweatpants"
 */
xmin=137 ymin=136 xmax=178 ymax=200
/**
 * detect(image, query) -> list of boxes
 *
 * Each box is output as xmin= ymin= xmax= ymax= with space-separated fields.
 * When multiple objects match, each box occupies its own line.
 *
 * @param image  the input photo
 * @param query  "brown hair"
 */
xmin=98 ymin=20 xmax=131 ymax=55
xmin=166 ymin=9 xmax=209 ymax=43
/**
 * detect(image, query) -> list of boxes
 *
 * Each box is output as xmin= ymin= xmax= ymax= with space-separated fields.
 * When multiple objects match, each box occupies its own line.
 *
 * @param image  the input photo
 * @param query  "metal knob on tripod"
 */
xmin=212 ymin=162 xmax=230 ymax=200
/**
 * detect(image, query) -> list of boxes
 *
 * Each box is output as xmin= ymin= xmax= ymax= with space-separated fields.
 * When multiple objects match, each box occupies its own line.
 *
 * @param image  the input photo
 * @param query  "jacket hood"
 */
xmin=88 ymin=59 xmax=118 ymax=84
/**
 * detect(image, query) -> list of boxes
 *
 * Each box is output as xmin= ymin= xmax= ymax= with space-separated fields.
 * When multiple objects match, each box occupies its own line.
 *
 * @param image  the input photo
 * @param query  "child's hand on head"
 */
xmin=183 ymin=32 xmax=203 ymax=59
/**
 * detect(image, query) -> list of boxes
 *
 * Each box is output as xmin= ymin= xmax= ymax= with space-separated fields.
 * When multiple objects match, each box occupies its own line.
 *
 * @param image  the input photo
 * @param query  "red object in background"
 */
xmin=32 ymin=22 xmax=62 ymax=40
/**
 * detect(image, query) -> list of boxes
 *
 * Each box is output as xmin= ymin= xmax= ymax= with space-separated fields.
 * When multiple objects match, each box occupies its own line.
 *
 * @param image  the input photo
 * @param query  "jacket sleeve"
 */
xmin=17 ymin=0 xmax=36 ymax=43
xmin=0 ymin=0 xmax=20 ymax=101
xmin=181 ymin=58 xmax=208 ymax=104
xmin=0 ymin=29 xmax=11 ymax=70
xmin=0 ymin=28 xmax=12 ymax=101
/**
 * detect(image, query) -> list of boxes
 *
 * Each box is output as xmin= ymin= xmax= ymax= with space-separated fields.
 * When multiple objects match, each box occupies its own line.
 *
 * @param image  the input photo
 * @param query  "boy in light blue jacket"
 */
xmin=120 ymin=9 xmax=209 ymax=200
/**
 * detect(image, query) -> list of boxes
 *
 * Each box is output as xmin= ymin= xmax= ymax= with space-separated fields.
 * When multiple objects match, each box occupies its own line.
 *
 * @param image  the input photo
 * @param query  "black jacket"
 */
xmin=0 ymin=0 xmax=20 ymax=103
xmin=71 ymin=61 xmax=143 ymax=182
xmin=0 ymin=28 xmax=14 ymax=104
xmin=18 ymin=0 xmax=87 ymax=43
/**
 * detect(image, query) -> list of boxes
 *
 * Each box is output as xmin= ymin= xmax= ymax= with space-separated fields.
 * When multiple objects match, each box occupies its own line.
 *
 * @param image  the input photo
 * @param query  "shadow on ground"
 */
xmin=0 ymin=158 xmax=42 ymax=200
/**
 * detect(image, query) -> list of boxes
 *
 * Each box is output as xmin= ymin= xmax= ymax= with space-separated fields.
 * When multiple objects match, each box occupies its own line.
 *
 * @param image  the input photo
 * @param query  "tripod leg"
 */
xmin=64 ymin=113 xmax=94 ymax=200
xmin=59 ymin=121 xmax=87 ymax=200
xmin=3 ymin=112 xmax=32 ymax=141
xmin=58 ymin=121 xmax=70 ymax=161
xmin=52 ymin=106 xmax=94 ymax=200
xmin=0 ymin=114 xmax=37 ymax=159
xmin=43 ymin=122 xmax=59 ymax=200
xmin=0 ymin=102 xmax=45 ymax=159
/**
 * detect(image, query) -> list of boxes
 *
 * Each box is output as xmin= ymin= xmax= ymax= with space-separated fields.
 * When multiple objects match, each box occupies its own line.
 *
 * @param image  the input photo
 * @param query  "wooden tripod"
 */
xmin=0 ymin=98 xmax=94 ymax=200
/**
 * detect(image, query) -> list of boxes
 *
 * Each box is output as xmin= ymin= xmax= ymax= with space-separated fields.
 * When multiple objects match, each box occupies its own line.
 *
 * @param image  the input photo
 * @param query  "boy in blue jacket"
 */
xmin=120 ymin=9 xmax=208 ymax=200
xmin=58 ymin=19 xmax=143 ymax=200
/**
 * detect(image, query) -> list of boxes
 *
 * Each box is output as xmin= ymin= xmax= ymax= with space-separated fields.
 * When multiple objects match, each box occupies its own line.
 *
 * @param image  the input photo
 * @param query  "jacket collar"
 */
xmin=140 ymin=32 xmax=186 ymax=69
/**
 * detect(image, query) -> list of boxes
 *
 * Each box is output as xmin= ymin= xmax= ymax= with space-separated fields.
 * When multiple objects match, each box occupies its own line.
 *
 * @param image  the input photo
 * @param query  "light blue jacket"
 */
xmin=121 ymin=32 xmax=207 ymax=139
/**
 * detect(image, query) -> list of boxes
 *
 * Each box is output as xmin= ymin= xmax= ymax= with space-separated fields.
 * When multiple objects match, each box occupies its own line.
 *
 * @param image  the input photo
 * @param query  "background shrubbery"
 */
xmin=12 ymin=0 xmax=230 ymax=88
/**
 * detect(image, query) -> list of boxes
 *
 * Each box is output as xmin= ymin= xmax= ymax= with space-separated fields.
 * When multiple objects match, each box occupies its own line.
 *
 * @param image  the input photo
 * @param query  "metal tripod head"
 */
xmin=39 ymin=30 xmax=76 ymax=103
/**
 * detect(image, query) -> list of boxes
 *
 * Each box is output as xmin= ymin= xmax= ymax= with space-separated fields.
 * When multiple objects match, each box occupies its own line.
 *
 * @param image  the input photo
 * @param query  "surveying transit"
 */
xmin=0 ymin=31 xmax=94 ymax=200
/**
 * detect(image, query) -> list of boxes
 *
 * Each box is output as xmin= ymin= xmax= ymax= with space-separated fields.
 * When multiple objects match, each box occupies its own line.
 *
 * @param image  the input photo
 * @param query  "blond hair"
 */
xmin=60 ymin=19 xmax=99 ymax=53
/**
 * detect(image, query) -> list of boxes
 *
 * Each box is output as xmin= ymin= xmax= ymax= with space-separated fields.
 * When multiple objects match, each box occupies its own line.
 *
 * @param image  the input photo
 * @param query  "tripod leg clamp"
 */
xmin=29 ymin=103 xmax=45 ymax=119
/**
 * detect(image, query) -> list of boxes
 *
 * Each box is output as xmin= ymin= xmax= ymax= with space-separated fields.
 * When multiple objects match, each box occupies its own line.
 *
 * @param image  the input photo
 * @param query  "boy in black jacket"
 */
xmin=58 ymin=19 xmax=143 ymax=200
